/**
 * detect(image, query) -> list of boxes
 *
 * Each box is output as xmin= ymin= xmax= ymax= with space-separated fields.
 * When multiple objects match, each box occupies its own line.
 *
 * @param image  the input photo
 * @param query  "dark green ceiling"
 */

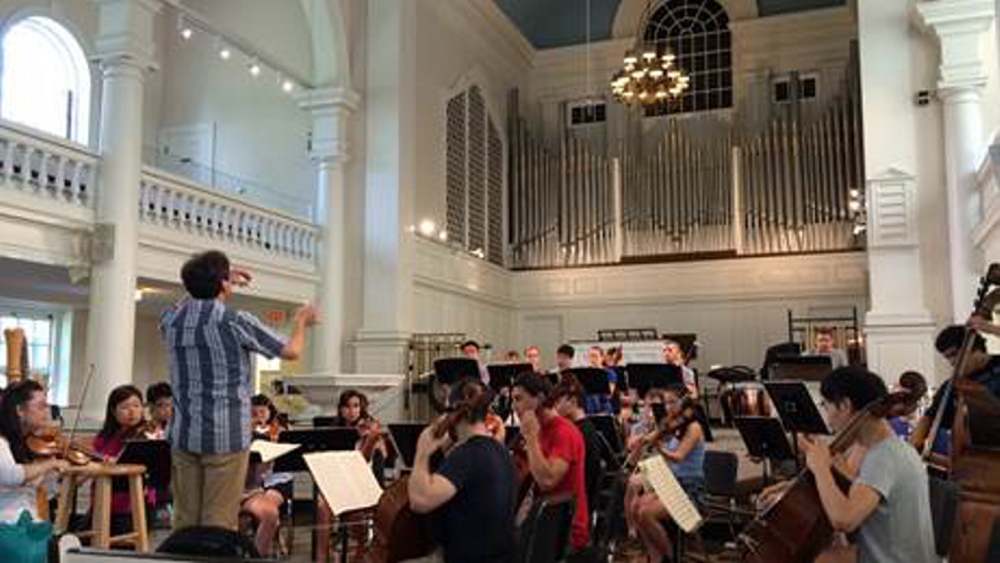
xmin=493 ymin=0 xmax=847 ymax=49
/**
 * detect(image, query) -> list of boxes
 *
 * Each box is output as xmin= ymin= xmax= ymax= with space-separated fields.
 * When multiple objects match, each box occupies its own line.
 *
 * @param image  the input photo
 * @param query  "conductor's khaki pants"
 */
xmin=172 ymin=449 xmax=249 ymax=531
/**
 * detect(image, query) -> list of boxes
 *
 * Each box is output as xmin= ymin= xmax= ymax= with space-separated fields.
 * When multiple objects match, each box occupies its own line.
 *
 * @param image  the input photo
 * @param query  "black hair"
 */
xmin=461 ymin=340 xmax=480 ymax=351
xmin=898 ymin=371 xmax=928 ymax=398
xmin=98 ymin=385 xmax=144 ymax=439
xmin=820 ymin=367 xmax=888 ymax=412
xmin=0 ymin=380 xmax=44 ymax=463
xmin=448 ymin=378 xmax=491 ymax=423
xmin=552 ymin=374 xmax=586 ymax=407
xmin=935 ymin=324 xmax=986 ymax=354
xmin=514 ymin=372 xmax=553 ymax=400
xmin=556 ymin=344 xmax=575 ymax=358
xmin=146 ymin=382 xmax=172 ymax=404
xmin=181 ymin=250 xmax=231 ymax=299
xmin=251 ymin=394 xmax=278 ymax=424
xmin=337 ymin=389 xmax=370 ymax=426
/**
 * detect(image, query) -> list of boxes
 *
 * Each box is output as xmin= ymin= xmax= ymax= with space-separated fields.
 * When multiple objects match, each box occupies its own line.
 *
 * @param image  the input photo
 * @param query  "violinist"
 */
xmin=911 ymin=323 xmax=1000 ymax=459
xmin=408 ymin=378 xmax=516 ymax=563
xmin=242 ymin=394 xmax=287 ymax=557
xmin=0 ymin=380 xmax=67 ymax=522
xmin=92 ymin=385 xmax=157 ymax=535
xmin=791 ymin=368 xmax=937 ymax=563
xmin=511 ymin=373 xmax=590 ymax=552
xmin=585 ymin=346 xmax=617 ymax=415
xmin=145 ymin=382 xmax=172 ymax=441
xmin=630 ymin=385 xmax=704 ymax=562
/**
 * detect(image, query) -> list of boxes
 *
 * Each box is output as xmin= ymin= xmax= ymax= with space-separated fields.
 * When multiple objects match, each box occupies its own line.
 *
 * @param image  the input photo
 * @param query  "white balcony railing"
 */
xmin=139 ymin=167 xmax=318 ymax=262
xmin=0 ymin=120 xmax=97 ymax=208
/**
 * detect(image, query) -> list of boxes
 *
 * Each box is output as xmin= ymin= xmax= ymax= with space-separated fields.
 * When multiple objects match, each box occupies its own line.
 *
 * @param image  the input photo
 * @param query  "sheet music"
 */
xmin=304 ymin=450 xmax=383 ymax=516
xmin=249 ymin=440 xmax=300 ymax=464
xmin=639 ymin=455 xmax=704 ymax=533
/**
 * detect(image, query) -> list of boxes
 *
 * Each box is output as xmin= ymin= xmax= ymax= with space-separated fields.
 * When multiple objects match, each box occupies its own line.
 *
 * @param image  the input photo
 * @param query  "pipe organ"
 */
xmin=507 ymin=64 xmax=864 ymax=270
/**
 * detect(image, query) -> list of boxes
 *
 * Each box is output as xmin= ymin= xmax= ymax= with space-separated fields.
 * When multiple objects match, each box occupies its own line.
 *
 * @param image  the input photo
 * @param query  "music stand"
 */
xmin=768 ymin=356 xmax=832 ymax=382
xmin=567 ymin=367 xmax=612 ymax=396
xmin=487 ymin=363 xmax=534 ymax=393
xmin=733 ymin=416 xmax=794 ymax=484
xmin=388 ymin=423 xmax=446 ymax=473
xmin=433 ymin=357 xmax=481 ymax=385
xmin=764 ymin=381 xmax=829 ymax=470
xmin=116 ymin=439 xmax=171 ymax=497
xmin=587 ymin=415 xmax=623 ymax=468
xmin=273 ymin=428 xmax=360 ymax=473
xmin=626 ymin=363 xmax=683 ymax=399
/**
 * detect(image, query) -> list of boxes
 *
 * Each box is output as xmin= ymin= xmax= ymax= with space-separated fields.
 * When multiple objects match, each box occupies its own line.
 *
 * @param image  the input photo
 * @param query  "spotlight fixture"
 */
xmin=281 ymin=79 xmax=294 ymax=93
xmin=177 ymin=15 xmax=193 ymax=40
xmin=438 ymin=231 xmax=448 ymax=241
xmin=418 ymin=219 xmax=437 ymax=237
xmin=180 ymin=27 xmax=193 ymax=40
xmin=248 ymin=60 xmax=261 ymax=77
xmin=219 ymin=46 xmax=231 ymax=60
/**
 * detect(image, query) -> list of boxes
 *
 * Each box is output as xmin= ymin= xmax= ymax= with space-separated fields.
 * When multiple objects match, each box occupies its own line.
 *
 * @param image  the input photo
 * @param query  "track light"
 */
xmin=219 ymin=46 xmax=231 ymax=60
xmin=248 ymin=60 xmax=261 ymax=77
xmin=281 ymin=79 xmax=295 ymax=93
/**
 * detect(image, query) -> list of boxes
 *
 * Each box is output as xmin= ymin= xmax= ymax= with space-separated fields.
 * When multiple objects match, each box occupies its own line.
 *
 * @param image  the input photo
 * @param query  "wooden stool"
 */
xmin=54 ymin=463 xmax=149 ymax=552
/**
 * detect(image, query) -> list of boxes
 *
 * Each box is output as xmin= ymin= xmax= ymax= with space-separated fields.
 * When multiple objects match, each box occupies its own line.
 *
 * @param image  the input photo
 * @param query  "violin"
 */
xmin=356 ymin=417 xmax=387 ymax=461
xmin=623 ymin=397 xmax=697 ymax=471
xmin=27 ymin=425 xmax=96 ymax=466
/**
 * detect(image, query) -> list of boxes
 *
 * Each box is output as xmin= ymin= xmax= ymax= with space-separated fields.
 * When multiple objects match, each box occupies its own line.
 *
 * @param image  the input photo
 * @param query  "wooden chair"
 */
xmin=54 ymin=463 xmax=149 ymax=552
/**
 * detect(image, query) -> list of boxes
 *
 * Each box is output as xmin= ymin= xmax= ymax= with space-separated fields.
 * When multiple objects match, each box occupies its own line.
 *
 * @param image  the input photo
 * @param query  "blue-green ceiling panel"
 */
xmin=757 ymin=0 xmax=846 ymax=17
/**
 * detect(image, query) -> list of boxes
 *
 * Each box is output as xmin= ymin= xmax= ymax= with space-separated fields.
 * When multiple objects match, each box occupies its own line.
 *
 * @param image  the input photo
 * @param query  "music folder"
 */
xmin=250 ymin=440 xmax=301 ymax=464
xmin=117 ymin=439 xmax=171 ymax=491
xmin=304 ymin=450 xmax=383 ymax=516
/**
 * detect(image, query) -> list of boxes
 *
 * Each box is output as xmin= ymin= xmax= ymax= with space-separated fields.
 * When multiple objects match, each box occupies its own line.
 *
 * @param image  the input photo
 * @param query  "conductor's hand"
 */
xmin=229 ymin=268 xmax=253 ymax=288
xmin=294 ymin=304 xmax=318 ymax=327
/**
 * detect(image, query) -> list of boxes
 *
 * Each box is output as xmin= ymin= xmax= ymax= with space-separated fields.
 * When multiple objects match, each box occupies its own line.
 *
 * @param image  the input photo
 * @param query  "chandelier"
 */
xmin=611 ymin=48 xmax=690 ymax=105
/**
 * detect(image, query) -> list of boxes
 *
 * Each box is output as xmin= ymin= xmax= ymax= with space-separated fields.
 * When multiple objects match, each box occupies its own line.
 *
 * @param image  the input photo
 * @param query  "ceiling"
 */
xmin=493 ymin=0 xmax=847 ymax=49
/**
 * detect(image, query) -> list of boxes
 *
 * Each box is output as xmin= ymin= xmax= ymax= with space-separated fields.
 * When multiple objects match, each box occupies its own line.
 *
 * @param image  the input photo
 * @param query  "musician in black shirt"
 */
xmin=552 ymin=376 xmax=604 ymax=515
xmin=409 ymin=378 xmax=516 ymax=563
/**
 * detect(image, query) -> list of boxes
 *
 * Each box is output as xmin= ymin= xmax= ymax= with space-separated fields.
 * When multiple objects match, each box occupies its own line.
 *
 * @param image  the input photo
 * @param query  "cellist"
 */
xmin=792 ymin=368 xmax=937 ymax=563
xmin=408 ymin=378 xmax=516 ymax=563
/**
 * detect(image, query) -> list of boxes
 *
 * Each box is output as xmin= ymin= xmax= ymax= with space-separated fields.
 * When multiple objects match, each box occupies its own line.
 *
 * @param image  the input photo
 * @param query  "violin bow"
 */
xmin=63 ymin=364 xmax=94 ymax=458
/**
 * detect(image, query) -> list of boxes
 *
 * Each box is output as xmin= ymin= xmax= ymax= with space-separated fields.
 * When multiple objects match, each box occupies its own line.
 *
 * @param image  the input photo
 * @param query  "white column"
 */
xmin=858 ymin=0 xmax=937 ymax=384
xmin=297 ymin=87 xmax=360 ymax=376
xmin=918 ymin=0 xmax=996 ymax=320
xmin=84 ymin=0 xmax=159 ymax=418
xmin=353 ymin=0 xmax=417 ymax=374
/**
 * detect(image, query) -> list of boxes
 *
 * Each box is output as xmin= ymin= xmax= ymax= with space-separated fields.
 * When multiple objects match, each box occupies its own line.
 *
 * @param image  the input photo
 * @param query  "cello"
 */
xmin=943 ymin=263 xmax=1000 ymax=561
xmin=738 ymin=391 xmax=915 ymax=562
xmin=366 ymin=383 xmax=492 ymax=563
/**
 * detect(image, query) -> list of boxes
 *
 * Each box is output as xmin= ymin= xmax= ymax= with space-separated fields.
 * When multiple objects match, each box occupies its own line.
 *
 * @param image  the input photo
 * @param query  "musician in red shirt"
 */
xmin=512 ymin=374 xmax=590 ymax=551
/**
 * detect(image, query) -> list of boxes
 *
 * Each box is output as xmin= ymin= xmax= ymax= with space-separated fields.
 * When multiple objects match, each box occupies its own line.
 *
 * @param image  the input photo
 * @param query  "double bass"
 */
xmin=738 ymin=391 xmax=915 ymax=562
xmin=366 ymin=386 xmax=492 ymax=563
xmin=942 ymin=264 xmax=1000 ymax=561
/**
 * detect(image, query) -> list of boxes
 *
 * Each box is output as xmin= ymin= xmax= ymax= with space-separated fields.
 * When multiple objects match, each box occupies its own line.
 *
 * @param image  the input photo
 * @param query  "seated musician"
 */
xmin=316 ymin=389 xmax=388 ymax=561
xmin=662 ymin=340 xmax=697 ymax=400
xmin=888 ymin=371 xmax=926 ymax=440
xmin=0 ymin=380 xmax=67 ymax=522
xmin=555 ymin=344 xmax=575 ymax=373
xmin=409 ymin=378 xmax=516 ymax=563
xmin=511 ymin=373 xmax=590 ymax=552
xmin=92 ymin=385 xmax=158 ymax=534
xmin=145 ymin=382 xmax=172 ymax=441
xmin=461 ymin=340 xmax=490 ymax=383
xmin=525 ymin=345 xmax=542 ymax=373
xmin=777 ymin=367 xmax=937 ymax=563
xmin=585 ymin=346 xmax=617 ymax=415
xmin=241 ymin=394 xmax=287 ymax=557
xmin=552 ymin=376 xmax=605 ymax=520
xmin=808 ymin=327 xmax=850 ymax=370
xmin=629 ymin=385 xmax=705 ymax=562
xmin=911 ymin=323 xmax=1000 ymax=460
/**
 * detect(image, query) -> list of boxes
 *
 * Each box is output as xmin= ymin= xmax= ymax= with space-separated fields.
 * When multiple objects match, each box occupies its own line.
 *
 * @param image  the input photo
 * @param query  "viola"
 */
xmin=622 ymin=397 xmax=697 ymax=472
xmin=27 ymin=426 xmax=96 ymax=466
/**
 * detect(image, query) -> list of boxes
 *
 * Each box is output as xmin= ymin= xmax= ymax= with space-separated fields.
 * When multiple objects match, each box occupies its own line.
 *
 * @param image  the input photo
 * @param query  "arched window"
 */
xmin=643 ymin=0 xmax=732 ymax=116
xmin=1 ymin=16 xmax=90 ymax=143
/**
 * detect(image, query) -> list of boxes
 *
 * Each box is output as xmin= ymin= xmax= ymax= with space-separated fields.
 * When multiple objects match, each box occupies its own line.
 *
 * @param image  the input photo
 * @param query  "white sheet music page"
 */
xmin=249 ymin=440 xmax=301 ymax=464
xmin=639 ymin=455 xmax=704 ymax=533
xmin=304 ymin=450 xmax=384 ymax=515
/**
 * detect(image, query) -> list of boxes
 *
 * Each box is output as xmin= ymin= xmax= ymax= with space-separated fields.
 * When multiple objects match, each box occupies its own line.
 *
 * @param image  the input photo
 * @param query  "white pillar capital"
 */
xmin=918 ymin=0 xmax=994 ymax=93
xmin=92 ymin=0 xmax=161 ymax=73
xmin=297 ymin=87 xmax=361 ymax=164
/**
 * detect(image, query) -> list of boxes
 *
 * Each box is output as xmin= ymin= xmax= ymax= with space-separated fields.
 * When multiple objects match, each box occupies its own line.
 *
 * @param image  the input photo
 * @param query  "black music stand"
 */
xmin=768 ymin=356 xmax=832 ymax=382
xmin=625 ymin=363 xmax=683 ymax=399
xmin=433 ymin=357 xmax=481 ymax=385
xmin=388 ymin=423 xmax=446 ymax=474
xmin=764 ymin=381 xmax=829 ymax=470
xmin=273 ymin=428 xmax=360 ymax=473
xmin=116 ymin=440 xmax=171 ymax=504
xmin=734 ymin=416 xmax=794 ymax=485
xmin=567 ymin=367 xmax=612 ymax=396
xmin=587 ymin=414 xmax=623 ymax=469
xmin=488 ymin=363 xmax=533 ymax=422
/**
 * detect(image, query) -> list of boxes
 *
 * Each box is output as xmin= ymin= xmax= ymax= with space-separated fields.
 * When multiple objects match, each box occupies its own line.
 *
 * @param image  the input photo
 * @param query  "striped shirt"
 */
xmin=160 ymin=299 xmax=286 ymax=454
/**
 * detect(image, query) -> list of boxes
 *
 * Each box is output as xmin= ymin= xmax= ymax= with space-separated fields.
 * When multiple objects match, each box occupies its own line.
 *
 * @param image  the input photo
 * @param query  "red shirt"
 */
xmin=538 ymin=414 xmax=590 ymax=549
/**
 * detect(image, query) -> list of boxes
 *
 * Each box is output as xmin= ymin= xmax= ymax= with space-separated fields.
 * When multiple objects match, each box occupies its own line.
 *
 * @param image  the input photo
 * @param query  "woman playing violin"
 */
xmin=628 ymin=385 xmax=705 ymax=562
xmin=0 ymin=380 xmax=68 ymax=522
xmin=92 ymin=385 xmax=158 ymax=534
xmin=242 ymin=394 xmax=288 ymax=557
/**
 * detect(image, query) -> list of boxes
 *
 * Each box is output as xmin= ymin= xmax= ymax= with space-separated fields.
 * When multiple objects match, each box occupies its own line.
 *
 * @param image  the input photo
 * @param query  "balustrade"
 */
xmin=0 ymin=120 xmax=97 ymax=208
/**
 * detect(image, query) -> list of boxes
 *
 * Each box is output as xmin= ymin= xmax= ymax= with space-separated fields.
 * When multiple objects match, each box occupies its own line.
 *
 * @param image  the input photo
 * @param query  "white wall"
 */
xmin=156 ymin=0 xmax=315 ymax=216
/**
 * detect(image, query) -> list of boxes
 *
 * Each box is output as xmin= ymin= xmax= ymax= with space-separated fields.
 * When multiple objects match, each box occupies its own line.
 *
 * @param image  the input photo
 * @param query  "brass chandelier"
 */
xmin=611 ymin=47 xmax=690 ymax=105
